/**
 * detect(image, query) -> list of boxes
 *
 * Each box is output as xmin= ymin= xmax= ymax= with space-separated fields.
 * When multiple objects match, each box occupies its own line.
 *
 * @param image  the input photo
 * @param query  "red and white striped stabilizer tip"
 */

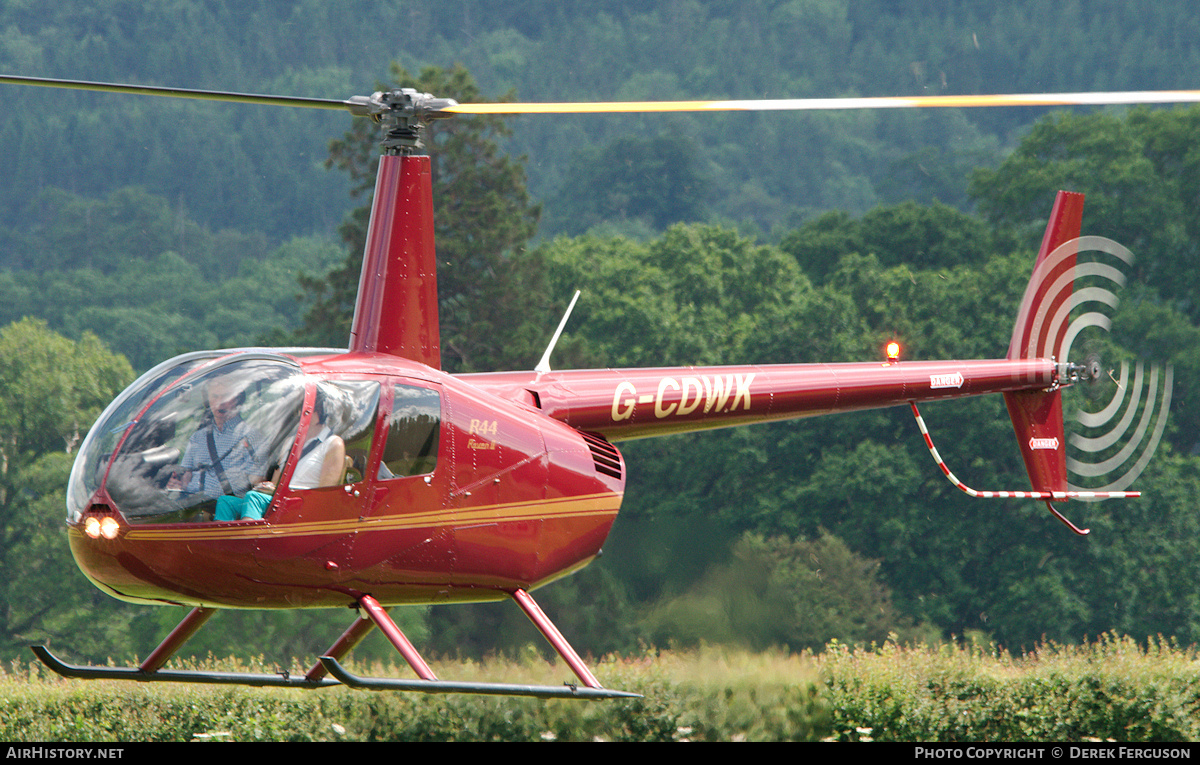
xmin=908 ymin=402 xmax=1141 ymax=536
xmin=909 ymin=403 xmax=1140 ymax=501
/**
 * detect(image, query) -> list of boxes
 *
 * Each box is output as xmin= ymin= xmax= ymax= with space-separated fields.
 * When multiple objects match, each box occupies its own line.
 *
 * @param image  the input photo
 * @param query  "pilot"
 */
xmin=169 ymin=377 xmax=266 ymax=498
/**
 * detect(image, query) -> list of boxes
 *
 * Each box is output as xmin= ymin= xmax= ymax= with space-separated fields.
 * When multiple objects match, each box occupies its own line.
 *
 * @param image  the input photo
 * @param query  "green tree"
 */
xmin=969 ymin=108 xmax=1200 ymax=319
xmin=0 ymin=319 xmax=134 ymax=658
xmin=7 ymin=185 xmax=274 ymax=280
xmin=539 ymin=223 xmax=814 ymax=370
xmin=296 ymin=63 xmax=545 ymax=372
xmin=544 ymin=215 xmax=1200 ymax=651
xmin=645 ymin=531 xmax=924 ymax=652
xmin=780 ymin=200 xmax=1012 ymax=283
xmin=545 ymin=133 xmax=713 ymax=236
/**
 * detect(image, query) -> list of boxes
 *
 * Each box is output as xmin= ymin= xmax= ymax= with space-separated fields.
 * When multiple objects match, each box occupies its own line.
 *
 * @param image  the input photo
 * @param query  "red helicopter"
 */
xmin=0 ymin=75 xmax=1185 ymax=699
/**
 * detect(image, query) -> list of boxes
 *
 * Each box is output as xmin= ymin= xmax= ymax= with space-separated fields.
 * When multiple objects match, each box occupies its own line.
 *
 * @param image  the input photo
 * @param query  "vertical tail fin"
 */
xmin=1003 ymin=191 xmax=1084 ymax=496
xmin=1004 ymin=387 xmax=1067 ymax=495
xmin=1007 ymin=191 xmax=1085 ymax=363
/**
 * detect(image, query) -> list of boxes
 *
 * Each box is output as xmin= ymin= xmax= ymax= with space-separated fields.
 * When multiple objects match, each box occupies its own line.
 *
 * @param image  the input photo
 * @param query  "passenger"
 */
xmin=289 ymin=394 xmax=346 ymax=489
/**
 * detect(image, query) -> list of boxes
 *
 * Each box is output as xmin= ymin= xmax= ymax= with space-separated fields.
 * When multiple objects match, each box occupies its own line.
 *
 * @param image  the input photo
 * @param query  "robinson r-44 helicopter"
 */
xmin=0 ymin=74 xmax=1189 ymax=699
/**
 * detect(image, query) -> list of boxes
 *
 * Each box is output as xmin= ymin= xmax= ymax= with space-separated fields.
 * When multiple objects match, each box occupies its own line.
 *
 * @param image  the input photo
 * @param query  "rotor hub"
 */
xmin=346 ymin=89 xmax=458 ymax=155
xmin=1061 ymin=354 xmax=1103 ymax=384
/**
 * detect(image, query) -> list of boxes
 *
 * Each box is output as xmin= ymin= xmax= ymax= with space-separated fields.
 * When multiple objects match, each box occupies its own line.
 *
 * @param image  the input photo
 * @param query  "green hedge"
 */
xmin=3 ymin=638 xmax=1198 ymax=742
xmin=821 ymin=635 xmax=1200 ymax=742
xmin=0 ymin=650 xmax=825 ymax=742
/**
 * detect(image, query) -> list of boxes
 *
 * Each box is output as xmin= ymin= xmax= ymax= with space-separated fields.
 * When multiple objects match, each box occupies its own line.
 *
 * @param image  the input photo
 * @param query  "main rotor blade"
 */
xmin=444 ymin=90 xmax=1200 ymax=114
xmin=0 ymin=74 xmax=349 ymax=111
xmin=7 ymin=74 xmax=1200 ymax=116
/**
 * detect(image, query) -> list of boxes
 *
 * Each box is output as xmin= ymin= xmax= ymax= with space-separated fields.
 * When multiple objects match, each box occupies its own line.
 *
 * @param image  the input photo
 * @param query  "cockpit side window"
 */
xmin=288 ymin=380 xmax=381 ymax=490
xmin=378 ymin=384 xmax=440 ymax=479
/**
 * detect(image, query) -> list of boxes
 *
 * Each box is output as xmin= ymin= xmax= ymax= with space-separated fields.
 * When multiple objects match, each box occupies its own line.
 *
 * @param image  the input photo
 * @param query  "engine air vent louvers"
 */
xmin=580 ymin=431 xmax=623 ymax=480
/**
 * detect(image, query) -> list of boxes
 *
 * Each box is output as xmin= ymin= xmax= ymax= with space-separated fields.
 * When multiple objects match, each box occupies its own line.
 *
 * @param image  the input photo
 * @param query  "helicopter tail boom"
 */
xmin=463 ymin=190 xmax=1151 ymax=535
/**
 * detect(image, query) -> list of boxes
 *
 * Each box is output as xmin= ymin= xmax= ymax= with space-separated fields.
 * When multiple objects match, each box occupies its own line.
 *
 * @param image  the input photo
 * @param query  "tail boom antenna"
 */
xmin=535 ymin=290 xmax=582 ymax=375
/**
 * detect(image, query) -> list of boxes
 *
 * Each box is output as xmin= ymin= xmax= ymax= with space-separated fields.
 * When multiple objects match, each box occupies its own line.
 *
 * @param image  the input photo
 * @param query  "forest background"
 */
xmin=3 ymin=0 xmax=1200 ymax=668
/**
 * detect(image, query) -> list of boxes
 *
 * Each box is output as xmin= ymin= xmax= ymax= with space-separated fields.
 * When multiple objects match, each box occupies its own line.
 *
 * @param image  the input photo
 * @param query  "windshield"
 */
xmin=67 ymin=351 xmax=227 ymax=522
xmin=87 ymin=356 xmax=306 ymax=524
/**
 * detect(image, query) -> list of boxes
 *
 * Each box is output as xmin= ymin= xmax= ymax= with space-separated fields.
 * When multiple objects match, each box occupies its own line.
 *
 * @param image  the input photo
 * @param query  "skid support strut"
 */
xmin=302 ymin=608 xmax=378 ymax=683
xmin=511 ymin=588 xmax=601 ymax=689
xmin=356 ymin=594 xmax=437 ymax=680
xmin=320 ymin=590 xmax=638 ymax=699
xmin=140 ymin=606 xmax=214 ymax=673
xmin=32 ymin=606 xmax=340 ymax=688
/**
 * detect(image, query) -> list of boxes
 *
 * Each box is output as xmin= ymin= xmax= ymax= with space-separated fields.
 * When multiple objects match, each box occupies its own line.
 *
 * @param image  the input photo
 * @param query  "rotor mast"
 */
xmin=0 ymin=74 xmax=456 ymax=367
xmin=345 ymin=89 xmax=457 ymax=367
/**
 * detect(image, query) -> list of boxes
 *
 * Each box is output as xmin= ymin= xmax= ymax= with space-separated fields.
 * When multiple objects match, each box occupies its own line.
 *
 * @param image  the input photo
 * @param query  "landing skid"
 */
xmin=319 ymin=657 xmax=638 ymax=699
xmin=31 ymin=589 xmax=638 ymax=700
xmin=31 ymin=645 xmax=338 ymax=688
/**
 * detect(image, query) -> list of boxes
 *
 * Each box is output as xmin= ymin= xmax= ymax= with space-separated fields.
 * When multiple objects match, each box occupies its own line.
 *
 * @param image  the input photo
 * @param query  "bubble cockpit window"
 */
xmin=95 ymin=356 xmax=305 ymax=524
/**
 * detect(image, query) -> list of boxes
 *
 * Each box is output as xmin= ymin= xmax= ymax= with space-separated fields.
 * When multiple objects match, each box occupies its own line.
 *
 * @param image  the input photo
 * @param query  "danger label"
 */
xmin=929 ymin=372 xmax=964 ymax=389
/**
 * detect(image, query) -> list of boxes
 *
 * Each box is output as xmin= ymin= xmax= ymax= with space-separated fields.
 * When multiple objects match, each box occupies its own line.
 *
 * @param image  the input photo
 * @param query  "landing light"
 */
xmin=84 ymin=515 xmax=121 ymax=540
xmin=100 ymin=517 xmax=120 ymax=540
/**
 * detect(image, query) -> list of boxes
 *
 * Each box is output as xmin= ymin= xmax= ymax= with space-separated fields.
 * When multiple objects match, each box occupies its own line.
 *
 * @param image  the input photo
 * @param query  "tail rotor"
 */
xmin=1068 ymin=359 xmax=1173 ymax=498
